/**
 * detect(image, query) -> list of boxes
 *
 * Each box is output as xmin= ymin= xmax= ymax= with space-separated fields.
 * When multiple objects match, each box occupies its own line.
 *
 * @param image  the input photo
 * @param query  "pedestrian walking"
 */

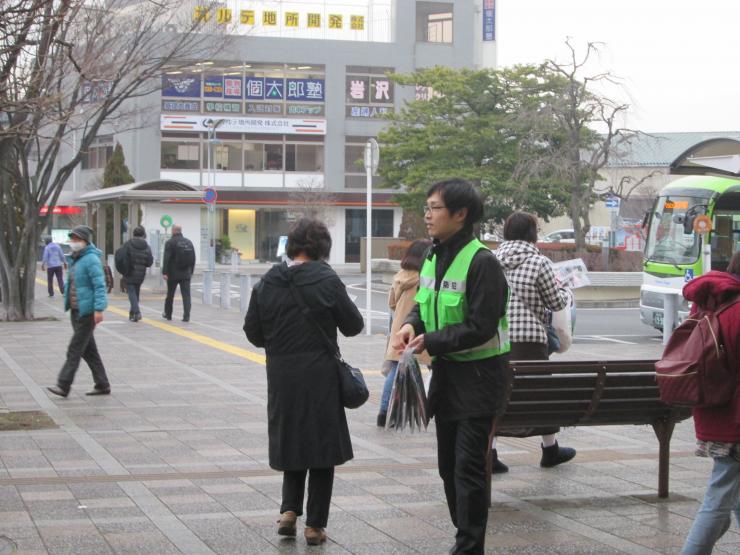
xmin=115 ymin=226 xmax=153 ymax=322
xmin=41 ymin=237 xmax=66 ymax=297
xmin=47 ymin=225 xmax=110 ymax=398
xmin=377 ymin=239 xmax=432 ymax=427
xmin=393 ymin=179 xmax=510 ymax=555
xmin=492 ymin=212 xmax=576 ymax=472
xmin=162 ymin=224 xmax=195 ymax=322
xmin=680 ymin=251 xmax=740 ymax=555
xmin=243 ymin=218 xmax=364 ymax=546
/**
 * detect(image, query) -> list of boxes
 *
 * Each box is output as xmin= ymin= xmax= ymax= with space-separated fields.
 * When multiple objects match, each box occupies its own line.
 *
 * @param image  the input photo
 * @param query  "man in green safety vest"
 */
xmin=393 ymin=179 xmax=510 ymax=555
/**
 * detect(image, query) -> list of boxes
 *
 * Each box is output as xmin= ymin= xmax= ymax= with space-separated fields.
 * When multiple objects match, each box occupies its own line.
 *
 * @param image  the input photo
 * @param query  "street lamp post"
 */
xmin=364 ymin=138 xmax=379 ymax=336
xmin=207 ymin=118 xmax=226 ymax=272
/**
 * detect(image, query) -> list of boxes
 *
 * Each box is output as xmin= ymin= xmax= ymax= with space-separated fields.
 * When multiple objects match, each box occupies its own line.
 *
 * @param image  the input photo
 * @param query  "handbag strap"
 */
xmin=286 ymin=273 xmax=342 ymax=360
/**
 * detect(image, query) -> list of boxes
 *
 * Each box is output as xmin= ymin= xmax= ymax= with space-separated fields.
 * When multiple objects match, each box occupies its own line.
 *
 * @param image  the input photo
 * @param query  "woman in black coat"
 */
xmin=243 ymin=218 xmax=364 ymax=546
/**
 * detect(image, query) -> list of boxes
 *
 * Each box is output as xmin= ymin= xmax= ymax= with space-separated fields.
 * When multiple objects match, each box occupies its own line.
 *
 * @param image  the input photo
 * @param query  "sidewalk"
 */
xmin=0 ymin=280 xmax=737 ymax=554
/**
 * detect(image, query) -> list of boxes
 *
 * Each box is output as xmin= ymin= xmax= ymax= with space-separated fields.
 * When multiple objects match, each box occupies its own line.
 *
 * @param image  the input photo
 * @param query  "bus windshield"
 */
xmin=645 ymin=195 xmax=704 ymax=265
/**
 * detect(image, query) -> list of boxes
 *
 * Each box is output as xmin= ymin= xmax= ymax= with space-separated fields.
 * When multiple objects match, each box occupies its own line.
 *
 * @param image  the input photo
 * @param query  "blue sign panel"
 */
xmin=264 ymin=78 xmax=284 ymax=100
xmin=483 ymin=0 xmax=495 ymax=42
xmin=203 ymin=76 xmax=223 ymax=98
xmin=161 ymin=74 xmax=201 ymax=98
xmin=605 ymin=196 xmax=621 ymax=210
xmin=245 ymin=77 xmax=265 ymax=100
xmin=684 ymin=268 xmax=694 ymax=283
xmin=286 ymin=78 xmax=325 ymax=102
xmin=223 ymin=77 xmax=243 ymax=99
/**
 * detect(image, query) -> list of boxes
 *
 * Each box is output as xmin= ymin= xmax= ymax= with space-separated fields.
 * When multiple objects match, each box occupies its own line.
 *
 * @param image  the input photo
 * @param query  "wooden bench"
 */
xmin=487 ymin=360 xmax=692 ymax=500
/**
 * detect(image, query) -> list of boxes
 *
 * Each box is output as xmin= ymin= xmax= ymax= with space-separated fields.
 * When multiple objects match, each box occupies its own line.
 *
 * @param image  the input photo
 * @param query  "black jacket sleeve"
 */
xmin=330 ymin=277 xmax=365 ymax=337
xmin=162 ymin=239 xmax=172 ymax=275
xmin=243 ymin=283 xmax=265 ymax=347
xmin=422 ymin=250 xmax=509 ymax=357
xmin=145 ymin=247 xmax=154 ymax=268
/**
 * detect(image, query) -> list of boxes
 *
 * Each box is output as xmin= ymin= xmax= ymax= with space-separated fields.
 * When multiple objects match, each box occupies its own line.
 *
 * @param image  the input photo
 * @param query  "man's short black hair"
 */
xmin=503 ymin=212 xmax=538 ymax=243
xmin=133 ymin=225 xmax=146 ymax=238
xmin=426 ymin=179 xmax=483 ymax=231
xmin=286 ymin=218 xmax=332 ymax=261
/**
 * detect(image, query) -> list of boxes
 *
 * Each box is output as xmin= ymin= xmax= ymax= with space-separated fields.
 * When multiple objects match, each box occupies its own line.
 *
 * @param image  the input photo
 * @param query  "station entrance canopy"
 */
xmin=670 ymin=137 xmax=740 ymax=177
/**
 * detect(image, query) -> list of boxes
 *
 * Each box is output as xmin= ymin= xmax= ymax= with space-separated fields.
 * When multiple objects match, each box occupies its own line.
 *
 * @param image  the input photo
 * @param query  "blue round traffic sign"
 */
xmin=203 ymin=188 xmax=217 ymax=204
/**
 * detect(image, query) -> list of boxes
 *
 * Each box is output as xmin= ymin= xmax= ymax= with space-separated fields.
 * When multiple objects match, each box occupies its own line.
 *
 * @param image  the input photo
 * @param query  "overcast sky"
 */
xmin=496 ymin=0 xmax=740 ymax=133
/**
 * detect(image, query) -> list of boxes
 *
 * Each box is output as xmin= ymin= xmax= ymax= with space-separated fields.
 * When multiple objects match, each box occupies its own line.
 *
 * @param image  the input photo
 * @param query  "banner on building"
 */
xmin=483 ymin=0 xmax=495 ymax=41
xmin=203 ymin=76 xmax=224 ymax=98
xmin=162 ymin=74 xmax=201 ymax=97
xmin=160 ymin=114 xmax=326 ymax=135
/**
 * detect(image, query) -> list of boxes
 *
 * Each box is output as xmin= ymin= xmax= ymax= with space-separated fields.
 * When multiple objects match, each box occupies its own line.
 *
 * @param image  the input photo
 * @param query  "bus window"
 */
xmin=711 ymin=213 xmax=740 ymax=271
xmin=645 ymin=195 xmax=702 ymax=265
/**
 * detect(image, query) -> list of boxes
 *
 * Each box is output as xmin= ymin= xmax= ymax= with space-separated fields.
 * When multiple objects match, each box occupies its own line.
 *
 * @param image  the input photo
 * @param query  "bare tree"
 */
xmin=287 ymin=177 xmax=337 ymax=225
xmin=0 ymin=0 xmax=228 ymax=320
xmin=534 ymin=39 xmax=639 ymax=249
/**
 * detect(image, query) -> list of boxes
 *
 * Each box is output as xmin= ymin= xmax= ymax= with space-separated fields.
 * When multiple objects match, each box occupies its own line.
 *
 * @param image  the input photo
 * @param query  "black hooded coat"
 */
xmin=243 ymin=261 xmax=364 ymax=471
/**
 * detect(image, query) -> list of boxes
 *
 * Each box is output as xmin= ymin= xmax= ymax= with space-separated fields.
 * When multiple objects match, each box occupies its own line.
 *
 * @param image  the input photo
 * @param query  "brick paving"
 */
xmin=0 ymin=277 xmax=738 ymax=554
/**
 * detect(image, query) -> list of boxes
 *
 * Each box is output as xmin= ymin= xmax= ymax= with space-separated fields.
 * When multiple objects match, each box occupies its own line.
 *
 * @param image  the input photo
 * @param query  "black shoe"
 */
xmin=376 ymin=412 xmax=386 ymax=427
xmin=182 ymin=316 xmax=190 ymax=322
xmin=491 ymin=448 xmax=509 ymax=474
xmin=85 ymin=387 xmax=111 ymax=396
xmin=134 ymin=312 xmax=142 ymax=322
xmin=162 ymin=312 xmax=171 ymax=321
xmin=540 ymin=442 xmax=576 ymax=468
xmin=129 ymin=312 xmax=134 ymax=321
xmin=47 ymin=385 xmax=69 ymax=398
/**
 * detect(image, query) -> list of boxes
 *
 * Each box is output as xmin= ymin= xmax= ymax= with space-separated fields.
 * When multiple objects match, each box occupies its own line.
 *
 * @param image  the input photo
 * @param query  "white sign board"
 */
xmin=161 ymin=115 xmax=326 ymax=135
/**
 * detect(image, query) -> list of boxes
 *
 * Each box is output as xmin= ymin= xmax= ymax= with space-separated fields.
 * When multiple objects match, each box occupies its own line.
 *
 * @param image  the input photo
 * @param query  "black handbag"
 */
xmin=287 ymin=276 xmax=369 ymax=409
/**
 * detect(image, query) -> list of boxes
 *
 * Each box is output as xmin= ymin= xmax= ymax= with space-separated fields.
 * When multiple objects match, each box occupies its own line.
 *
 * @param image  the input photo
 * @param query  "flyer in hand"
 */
xmin=385 ymin=348 xmax=429 ymax=432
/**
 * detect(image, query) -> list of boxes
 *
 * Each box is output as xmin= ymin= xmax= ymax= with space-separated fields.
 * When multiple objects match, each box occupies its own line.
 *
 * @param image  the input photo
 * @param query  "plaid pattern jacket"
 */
xmin=494 ymin=240 xmax=569 ymax=344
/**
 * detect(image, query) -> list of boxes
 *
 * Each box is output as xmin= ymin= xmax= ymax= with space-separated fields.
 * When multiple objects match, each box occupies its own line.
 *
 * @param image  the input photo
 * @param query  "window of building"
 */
xmin=202 ymin=142 xmax=242 ymax=171
xmin=81 ymin=135 xmax=114 ymax=170
xmin=244 ymin=142 xmax=264 ymax=171
xmin=285 ymin=143 xmax=324 ymax=172
xmin=344 ymin=136 xmax=383 ymax=188
xmin=416 ymin=2 xmax=453 ymax=43
xmin=161 ymin=140 xmax=200 ymax=170
xmin=265 ymin=144 xmax=283 ymax=170
xmin=345 ymin=209 xmax=394 ymax=262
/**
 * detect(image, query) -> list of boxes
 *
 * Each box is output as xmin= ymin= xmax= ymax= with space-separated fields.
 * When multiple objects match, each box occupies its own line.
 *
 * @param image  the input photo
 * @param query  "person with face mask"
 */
xmin=47 ymin=225 xmax=111 ymax=398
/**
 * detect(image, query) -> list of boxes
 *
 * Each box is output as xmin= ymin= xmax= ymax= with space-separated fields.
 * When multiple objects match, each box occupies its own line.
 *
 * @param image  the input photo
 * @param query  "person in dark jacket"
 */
xmin=393 ymin=179 xmax=509 ymax=555
xmin=680 ymin=251 xmax=740 ymax=555
xmin=47 ymin=225 xmax=110 ymax=398
xmin=120 ymin=226 xmax=154 ymax=322
xmin=162 ymin=225 xmax=195 ymax=322
xmin=244 ymin=218 xmax=364 ymax=546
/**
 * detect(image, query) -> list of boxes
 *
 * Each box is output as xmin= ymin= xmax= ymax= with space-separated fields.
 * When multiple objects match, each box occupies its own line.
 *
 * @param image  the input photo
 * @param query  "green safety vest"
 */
xmin=415 ymin=238 xmax=510 ymax=362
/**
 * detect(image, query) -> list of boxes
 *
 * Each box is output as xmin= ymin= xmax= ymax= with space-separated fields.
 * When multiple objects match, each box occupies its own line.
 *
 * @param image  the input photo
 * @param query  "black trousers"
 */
xmin=57 ymin=310 xmax=109 ymax=392
xmin=280 ymin=467 xmax=334 ymax=528
xmin=164 ymin=278 xmax=191 ymax=318
xmin=437 ymin=417 xmax=492 ymax=555
xmin=47 ymin=266 xmax=64 ymax=296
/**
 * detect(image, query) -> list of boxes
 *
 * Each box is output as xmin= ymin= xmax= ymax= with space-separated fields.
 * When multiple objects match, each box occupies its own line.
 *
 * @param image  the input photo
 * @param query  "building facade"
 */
xmin=67 ymin=1 xmax=498 ymax=263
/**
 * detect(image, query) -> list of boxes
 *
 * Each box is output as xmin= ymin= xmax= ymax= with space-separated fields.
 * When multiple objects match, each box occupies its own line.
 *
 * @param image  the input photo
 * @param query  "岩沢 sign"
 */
xmin=160 ymin=115 xmax=326 ymax=135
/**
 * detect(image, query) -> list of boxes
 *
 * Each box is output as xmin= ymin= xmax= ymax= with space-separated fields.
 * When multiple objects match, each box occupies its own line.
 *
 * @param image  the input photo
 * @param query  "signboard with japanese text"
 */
xmin=287 ymin=104 xmax=324 ymax=116
xmin=224 ymin=77 xmax=243 ymax=99
xmin=203 ymin=76 xmax=224 ymax=98
xmin=162 ymin=74 xmax=201 ymax=97
xmin=81 ymin=81 xmax=113 ymax=103
xmin=483 ymin=0 xmax=495 ymax=41
xmin=370 ymin=77 xmax=393 ymax=103
xmin=286 ymin=78 xmax=324 ymax=101
xmin=162 ymin=100 xmax=201 ymax=113
xmin=190 ymin=1 xmax=390 ymax=42
xmin=345 ymin=105 xmax=393 ymax=119
xmin=346 ymin=76 xmax=369 ymax=103
xmin=245 ymin=77 xmax=295 ymax=100
xmin=246 ymin=102 xmax=284 ymax=115
xmin=204 ymin=101 xmax=242 ymax=114
xmin=161 ymin=114 xmax=326 ymax=135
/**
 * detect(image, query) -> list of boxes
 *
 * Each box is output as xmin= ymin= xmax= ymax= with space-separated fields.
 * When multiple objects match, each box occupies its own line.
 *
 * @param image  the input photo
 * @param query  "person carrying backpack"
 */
xmin=116 ymin=226 xmax=154 ymax=322
xmin=679 ymin=251 xmax=740 ymax=555
xmin=162 ymin=224 xmax=196 ymax=322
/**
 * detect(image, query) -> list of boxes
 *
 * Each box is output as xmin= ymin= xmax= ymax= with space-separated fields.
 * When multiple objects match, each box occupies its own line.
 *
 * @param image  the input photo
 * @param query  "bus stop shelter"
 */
xmin=75 ymin=180 xmax=202 ymax=258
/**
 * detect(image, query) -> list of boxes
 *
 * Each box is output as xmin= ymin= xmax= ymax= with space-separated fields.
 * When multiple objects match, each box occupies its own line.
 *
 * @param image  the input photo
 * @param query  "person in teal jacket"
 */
xmin=47 ymin=225 xmax=111 ymax=398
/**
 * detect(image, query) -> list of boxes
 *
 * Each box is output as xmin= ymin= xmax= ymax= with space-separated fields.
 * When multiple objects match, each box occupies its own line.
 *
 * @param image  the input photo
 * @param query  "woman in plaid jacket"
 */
xmin=492 ymin=212 xmax=576 ymax=471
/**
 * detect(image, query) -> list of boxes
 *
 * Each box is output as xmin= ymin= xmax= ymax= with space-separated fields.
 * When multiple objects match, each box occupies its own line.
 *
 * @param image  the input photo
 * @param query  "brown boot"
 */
xmin=277 ymin=511 xmax=297 ymax=536
xmin=304 ymin=526 xmax=327 ymax=545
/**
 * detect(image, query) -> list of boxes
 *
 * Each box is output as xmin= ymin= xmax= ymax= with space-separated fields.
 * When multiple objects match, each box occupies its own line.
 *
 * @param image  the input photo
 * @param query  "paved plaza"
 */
xmin=0 ymin=276 xmax=738 ymax=554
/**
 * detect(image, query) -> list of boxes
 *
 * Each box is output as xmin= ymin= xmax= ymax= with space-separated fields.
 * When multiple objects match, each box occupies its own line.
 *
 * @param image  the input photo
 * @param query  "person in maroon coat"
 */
xmin=680 ymin=250 xmax=740 ymax=555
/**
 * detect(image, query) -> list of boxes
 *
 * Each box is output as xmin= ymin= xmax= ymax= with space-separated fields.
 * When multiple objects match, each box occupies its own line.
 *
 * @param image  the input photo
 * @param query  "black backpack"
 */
xmin=174 ymin=239 xmax=195 ymax=270
xmin=114 ymin=245 xmax=130 ymax=275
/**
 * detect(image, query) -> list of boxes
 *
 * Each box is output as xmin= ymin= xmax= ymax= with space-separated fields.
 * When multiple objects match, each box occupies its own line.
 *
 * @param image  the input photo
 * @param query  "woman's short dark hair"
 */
xmin=132 ymin=225 xmax=146 ymax=238
xmin=503 ymin=212 xmax=538 ymax=243
xmin=426 ymin=179 xmax=484 ymax=231
xmin=401 ymin=239 xmax=432 ymax=271
xmin=728 ymin=250 xmax=740 ymax=275
xmin=286 ymin=218 xmax=332 ymax=260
